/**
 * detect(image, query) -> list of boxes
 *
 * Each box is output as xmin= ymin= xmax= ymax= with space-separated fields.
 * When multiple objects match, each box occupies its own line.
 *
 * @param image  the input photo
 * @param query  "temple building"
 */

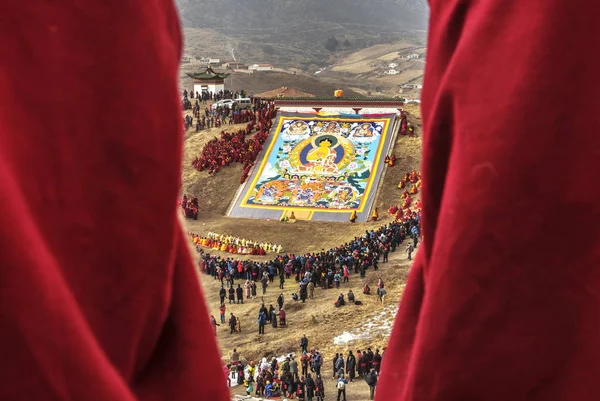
xmin=187 ymin=66 xmax=229 ymax=95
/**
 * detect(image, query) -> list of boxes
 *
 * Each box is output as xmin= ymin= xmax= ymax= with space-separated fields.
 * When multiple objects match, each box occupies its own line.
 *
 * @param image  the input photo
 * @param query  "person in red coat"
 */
xmin=0 ymin=2 xmax=229 ymax=401
xmin=377 ymin=1 xmax=600 ymax=401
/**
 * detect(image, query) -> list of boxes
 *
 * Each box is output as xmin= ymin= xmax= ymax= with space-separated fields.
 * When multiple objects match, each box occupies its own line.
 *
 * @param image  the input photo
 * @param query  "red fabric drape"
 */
xmin=378 ymin=1 xmax=600 ymax=400
xmin=0 ymin=2 xmax=228 ymax=400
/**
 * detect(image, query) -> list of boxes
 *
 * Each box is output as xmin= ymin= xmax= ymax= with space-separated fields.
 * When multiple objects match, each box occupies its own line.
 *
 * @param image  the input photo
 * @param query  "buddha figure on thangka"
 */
xmin=242 ymin=117 xmax=387 ymax=210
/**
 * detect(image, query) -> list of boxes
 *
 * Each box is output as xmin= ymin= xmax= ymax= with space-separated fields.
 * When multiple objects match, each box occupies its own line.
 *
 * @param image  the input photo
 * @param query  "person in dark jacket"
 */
xmin=372 ymin=349 xmax=382 ymax=373
xmin=358 ymin=353 xmax=369 ymax=377
xmin=365 ymin=368 xmax=378 ymax=400
xmin=306 ymin=374 xmax=316 ymax=401
xmin=296 ymin=376 xmax=306 ymax=400
xmin=285 ymin=373 xmax=296 ymax=398
xmin=334 ymin=354 xmax=345 ymax=378
xmin=258 ymin=311 xmax=267 ymax=334
xmin=346 ymin=351 xmax=356 ymax=382
xmin=332 ymin=353 xmax=339 ymax=378
xmin=366 ymin=348 xmax=374 ymax=370
xmin=220 ymin=286 xmax=226 ymax=304
xmin=228 ymin=286 xmax=235 ymax=304
xmin=271 ymin=309 xmax=278 ymax=328
xmin=300 ymin=334 xmax=309 ymax=353
xmin=236 ymin=284 xmax=243 ymax=304
xmin=229 ymin=313 xmax=237 ymax=334
xmin=347 ymin=290 xmax=355 ymax=303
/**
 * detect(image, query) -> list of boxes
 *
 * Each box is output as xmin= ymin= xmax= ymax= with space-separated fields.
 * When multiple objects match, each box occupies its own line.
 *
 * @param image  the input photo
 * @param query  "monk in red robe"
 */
xmin=377 ymin=2 xmax=600 ymax=401
xmin=0 ymin=3 xmax=228 ymax=401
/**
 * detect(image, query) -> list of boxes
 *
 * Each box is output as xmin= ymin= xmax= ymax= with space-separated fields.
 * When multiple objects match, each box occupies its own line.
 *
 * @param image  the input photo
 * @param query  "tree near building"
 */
xmin=324 ymin=36 xmax=340 ymax=51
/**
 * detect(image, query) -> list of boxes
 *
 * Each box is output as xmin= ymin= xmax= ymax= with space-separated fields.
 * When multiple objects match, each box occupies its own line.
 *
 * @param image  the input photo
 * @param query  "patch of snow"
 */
xmin=332 ymin=305 xmax=397 ymax=345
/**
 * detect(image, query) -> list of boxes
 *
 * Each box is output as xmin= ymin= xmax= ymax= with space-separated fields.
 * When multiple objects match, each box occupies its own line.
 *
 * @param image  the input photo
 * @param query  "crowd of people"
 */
xmin=178 ymin=194 xmax=199 ymax=220
xmin=182 ymin=89 xmax=271 ymax=132
xmin=196 ymin=212 xmax=421 ymax=336
xmin=182 ymin=89 xmax=241 ymax=110
xmin=189 ymin=231 xmax=283 ymax=255
xmin=224 ymin=336 xmax=384 ymax=401
xmin=201 ymin=214 xmax=421 ymax=399
xmin=191 ymin=102 xmax=275 ymax=183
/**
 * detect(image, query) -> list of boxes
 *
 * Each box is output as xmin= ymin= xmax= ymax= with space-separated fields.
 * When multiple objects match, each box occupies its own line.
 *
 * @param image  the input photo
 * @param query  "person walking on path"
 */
xmin=229 ymin=313 xmax=237 ymax=334
xmin=219 ymin=304 xmax=226 ymax=324
xmin=365 ymin=368 xmax=378 ymax=400
xmin=300 ymin=334 xmax=309 ymax=353
xmin=336 ymin=376 xmax=348 ymax=401
xmin=258 ymin=310 xmax=267 ymax=334
xmin=261 ymin=276 xmax=268 ymax=295
xmin=211 ymin=315 xmax=219 ymax=333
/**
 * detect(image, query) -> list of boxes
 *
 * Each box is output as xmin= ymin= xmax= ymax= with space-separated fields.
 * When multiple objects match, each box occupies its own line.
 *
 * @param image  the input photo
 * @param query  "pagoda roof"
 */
xmin=187 ymin=66 xmax=230 ymax=80
xmin=254 ymin=86 xmax=315 ymax=99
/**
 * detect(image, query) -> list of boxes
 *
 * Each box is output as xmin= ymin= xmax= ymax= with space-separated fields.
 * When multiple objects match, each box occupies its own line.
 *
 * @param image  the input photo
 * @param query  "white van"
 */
xmin=235 ymin=98 xmax=252 ymax=109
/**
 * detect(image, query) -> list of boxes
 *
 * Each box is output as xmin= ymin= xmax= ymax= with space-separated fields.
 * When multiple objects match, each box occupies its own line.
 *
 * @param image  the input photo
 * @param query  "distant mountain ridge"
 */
xmin=176 ymin=0 xmax=428 ymax=36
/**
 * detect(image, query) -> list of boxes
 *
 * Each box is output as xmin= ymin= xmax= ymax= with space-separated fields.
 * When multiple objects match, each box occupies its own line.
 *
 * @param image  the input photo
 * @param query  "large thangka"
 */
xmin=238 ymin=114 xmax=394 ymax=215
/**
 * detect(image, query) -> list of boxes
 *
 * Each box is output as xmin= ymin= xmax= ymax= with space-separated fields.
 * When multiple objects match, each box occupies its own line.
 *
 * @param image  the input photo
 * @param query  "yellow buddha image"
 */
xmin=306 ymin=138 xmax=336 ymax=162
xmin=288 ymin=131 xmax=354 ymax=174
xmin=304 ymin=137 xmax=339 ymax=173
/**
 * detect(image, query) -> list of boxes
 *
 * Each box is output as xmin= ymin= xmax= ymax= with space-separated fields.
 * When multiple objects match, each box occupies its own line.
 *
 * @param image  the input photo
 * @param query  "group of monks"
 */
xmin=191 ymin=109 xmax=273 ymax=183
xmin=384 ymin=154 xmax=396 ymax=167
xmin=398 ymin=170 xmax=422 ymax=193
xmin=399 ymin=113 xmax=416 ymax=137
xmin=179 ymin=194 xmax=199 ymax=220
xmin=388 ymin=199 xmax=422 ymax=221
xmin=190 ymin=232 xmax=284 ymax=255
xmin=388 ymin=170 xmax=423 ymax=221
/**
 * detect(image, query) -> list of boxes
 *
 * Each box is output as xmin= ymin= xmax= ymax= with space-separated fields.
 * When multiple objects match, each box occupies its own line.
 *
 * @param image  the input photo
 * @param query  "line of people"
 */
xmin=190 ymin=232 xmax=282 ymax=256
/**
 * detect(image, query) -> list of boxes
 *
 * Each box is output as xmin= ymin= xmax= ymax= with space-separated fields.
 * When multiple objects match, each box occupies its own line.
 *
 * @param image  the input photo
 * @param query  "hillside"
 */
xmin=177 ymin=0 xmax=428 ymax=33
xmin=312 ymin=42 xmax=426 ymax=98
xmin=181 ymin=103 xmax=423 ymax=400
xmin=176 ymin=0 xmax=428 ymax=70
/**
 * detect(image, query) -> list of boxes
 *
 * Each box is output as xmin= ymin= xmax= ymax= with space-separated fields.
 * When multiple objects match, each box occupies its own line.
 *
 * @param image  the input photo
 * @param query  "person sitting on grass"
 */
xmin=363 ymin=283 xmax=371 ymax=295
xmin=334 ymin=293 xmax=346 ymax=307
